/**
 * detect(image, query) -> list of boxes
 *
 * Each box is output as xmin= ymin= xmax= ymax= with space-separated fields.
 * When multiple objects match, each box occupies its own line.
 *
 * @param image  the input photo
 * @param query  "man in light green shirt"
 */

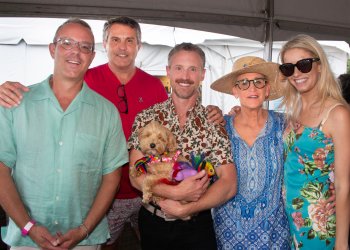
xmin=0 ymin=18 xmax=128 ymax=249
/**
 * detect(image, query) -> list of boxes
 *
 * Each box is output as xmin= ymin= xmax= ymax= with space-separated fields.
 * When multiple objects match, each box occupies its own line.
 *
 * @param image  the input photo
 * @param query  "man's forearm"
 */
xmin=82 ymin=168 xmax=122 ymax=234
xmin=159 ymin=163 xmax=237 ymax=218
xmin=189 ymin=163 xmax=236 ymax=211
xmin=0 ymin=162 xmax=32 ymax=229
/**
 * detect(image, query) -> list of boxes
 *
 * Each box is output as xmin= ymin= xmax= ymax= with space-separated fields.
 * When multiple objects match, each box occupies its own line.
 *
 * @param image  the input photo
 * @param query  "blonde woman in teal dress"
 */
xmin=279 ymin=34 xmax=350 ymax=249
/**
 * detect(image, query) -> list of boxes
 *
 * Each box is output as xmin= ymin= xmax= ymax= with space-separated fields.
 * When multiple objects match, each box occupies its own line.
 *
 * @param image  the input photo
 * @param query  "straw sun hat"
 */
xmin=211 ymin=56 xmax=283 ymax=100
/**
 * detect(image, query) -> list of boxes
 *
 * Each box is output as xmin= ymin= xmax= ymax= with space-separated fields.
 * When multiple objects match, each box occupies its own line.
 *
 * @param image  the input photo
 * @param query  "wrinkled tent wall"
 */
xmin=1 ymin=39 xmax=348 ymax=114
xmin=0 ymin=41 xmax=239 ymax=112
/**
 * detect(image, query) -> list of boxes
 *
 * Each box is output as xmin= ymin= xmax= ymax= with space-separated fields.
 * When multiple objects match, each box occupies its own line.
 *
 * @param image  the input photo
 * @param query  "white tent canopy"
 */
xmin=0 ymin=18 xmax=349 ymax=113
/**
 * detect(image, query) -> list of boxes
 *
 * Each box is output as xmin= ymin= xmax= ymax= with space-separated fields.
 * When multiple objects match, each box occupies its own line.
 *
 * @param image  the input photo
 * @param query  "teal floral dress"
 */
xmin=283 ymin=122 xmax=336 ymax=249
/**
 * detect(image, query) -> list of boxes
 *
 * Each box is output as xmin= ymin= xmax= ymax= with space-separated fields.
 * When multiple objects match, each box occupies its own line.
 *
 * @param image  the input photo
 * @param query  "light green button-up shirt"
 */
xmin=0 ymin=76 xmax=128 ymax=246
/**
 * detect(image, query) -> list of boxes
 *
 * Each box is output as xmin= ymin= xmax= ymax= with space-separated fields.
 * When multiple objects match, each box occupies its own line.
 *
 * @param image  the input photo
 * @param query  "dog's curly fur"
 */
xmin=130 ymin=121 xmax=185 ymax=203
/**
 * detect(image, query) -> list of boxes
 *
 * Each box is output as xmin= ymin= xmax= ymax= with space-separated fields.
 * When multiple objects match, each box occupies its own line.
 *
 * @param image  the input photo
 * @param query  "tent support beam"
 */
xmin=0 ymin=2 xmax=264 ymax=27
xmin=263 ymin=0 xmax=274 ymax=62
xmin=0 ymin=1 xmax=348 ymax=44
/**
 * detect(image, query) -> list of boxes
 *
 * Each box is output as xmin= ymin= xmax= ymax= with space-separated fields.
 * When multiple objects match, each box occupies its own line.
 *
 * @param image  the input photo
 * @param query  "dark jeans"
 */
xmin=0 ymin=206 xmax=7 ymax=250
xmin=139 ymin=206 xmax=217 ymax=250
xmin=0 ymin=208 xmax=5 ymax=227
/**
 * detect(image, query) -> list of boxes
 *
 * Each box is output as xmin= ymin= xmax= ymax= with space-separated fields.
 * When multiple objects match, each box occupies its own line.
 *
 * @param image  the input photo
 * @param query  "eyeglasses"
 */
xmin=279 ymin=58 xmax=320 ymax=77
xmin=117 ymin=85 xmax=128 ymax=114
xmin=54 ymin=37 xmax=94 ymax=54
xmin=235 ymin=78 xmax=267 ymax=90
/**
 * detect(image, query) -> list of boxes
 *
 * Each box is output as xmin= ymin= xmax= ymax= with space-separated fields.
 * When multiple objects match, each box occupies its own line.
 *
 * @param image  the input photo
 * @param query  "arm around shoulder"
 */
xmin=0 ymin=81 xmax=29 ymax=108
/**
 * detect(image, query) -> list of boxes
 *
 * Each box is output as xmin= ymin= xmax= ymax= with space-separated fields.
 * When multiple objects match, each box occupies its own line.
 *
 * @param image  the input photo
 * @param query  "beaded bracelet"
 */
xmin=79 ymin=223 xmax=89 ymax=239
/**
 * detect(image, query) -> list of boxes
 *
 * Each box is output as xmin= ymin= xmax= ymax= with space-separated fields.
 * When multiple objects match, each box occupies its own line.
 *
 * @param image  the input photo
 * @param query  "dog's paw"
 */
xmin=143 ymin=192 xmax=152 ymax=203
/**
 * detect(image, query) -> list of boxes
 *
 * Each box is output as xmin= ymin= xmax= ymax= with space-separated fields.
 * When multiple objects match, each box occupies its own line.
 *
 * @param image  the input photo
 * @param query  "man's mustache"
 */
xmin=175 ymin=79 xmax=195 ymax=85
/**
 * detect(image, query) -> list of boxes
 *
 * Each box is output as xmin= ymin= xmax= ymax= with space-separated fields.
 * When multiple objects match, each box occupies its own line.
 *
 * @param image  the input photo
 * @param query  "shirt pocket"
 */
xmin=73 ymin=133 xmax=102 ymax=172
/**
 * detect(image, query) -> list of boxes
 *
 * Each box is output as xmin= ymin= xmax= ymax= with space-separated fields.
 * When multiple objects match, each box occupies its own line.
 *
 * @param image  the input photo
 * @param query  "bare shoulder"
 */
xmin=325 ymin=102 xmax=350 ymax=135
xmin=329 ymin=103 xmax=350 ymax=121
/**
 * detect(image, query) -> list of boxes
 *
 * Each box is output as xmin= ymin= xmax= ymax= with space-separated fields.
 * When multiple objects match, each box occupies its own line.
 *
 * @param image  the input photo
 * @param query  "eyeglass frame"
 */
xmin=279 ymin=58 xmax=320 ymax=77
xmin=54 ymin=37 xmax=94 ymax=54
xmin=117 ymin=84 xmax=128 ymax=114
xmin=234 ymin=78 xmax=268 ymax=90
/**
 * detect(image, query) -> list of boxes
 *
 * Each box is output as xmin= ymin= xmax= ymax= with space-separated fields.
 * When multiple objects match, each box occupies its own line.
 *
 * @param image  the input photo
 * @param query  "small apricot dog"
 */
xmin=130 ymin=121 xmax=190 ymax=203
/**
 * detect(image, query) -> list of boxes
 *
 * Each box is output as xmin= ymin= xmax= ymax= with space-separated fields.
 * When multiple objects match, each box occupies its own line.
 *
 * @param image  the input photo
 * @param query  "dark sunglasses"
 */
xmin=117 ymin=85 xmax=128 ymax=114
xmin=235 ymin=78 xmax=267 ymax=91
xmin=279 ymin=58 xmax=320 ymax=77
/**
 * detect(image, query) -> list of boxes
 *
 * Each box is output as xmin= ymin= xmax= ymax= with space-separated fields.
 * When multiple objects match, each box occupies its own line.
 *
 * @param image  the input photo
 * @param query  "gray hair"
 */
xmin=103 ymin=16 xmax=141 ymax=44
xmin=53 ymin=18 xmax=94 ymax=51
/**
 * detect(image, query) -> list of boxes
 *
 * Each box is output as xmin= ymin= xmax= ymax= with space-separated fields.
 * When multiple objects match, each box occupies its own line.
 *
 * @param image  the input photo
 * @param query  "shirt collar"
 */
xmin=167 ymin=95 xmax=202 ymax=119
xmin=29 ymin=75 xmax=95 ymax=106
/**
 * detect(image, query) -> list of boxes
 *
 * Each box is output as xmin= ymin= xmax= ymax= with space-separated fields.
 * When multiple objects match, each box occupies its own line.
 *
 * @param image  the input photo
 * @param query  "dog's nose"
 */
xmin=150 ymin=143 xmax=156 ymax=149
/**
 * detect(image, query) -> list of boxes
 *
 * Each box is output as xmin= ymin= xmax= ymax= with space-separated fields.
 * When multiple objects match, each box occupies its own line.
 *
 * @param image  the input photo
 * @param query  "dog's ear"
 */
xmin=166 ymin=129 xmax=177 ymax=152
xmin=138 ymin=127 xmax=144 ymax=141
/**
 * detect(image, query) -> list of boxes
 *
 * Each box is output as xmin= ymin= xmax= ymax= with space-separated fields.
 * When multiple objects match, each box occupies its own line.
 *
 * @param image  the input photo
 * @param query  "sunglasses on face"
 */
xmin=117 ymin=85 xmax=128 ymax=114
xmin=279 ymin=58 xmax=320 ymax=77
xmin=235 ymin=78 xmax=267 ymax=90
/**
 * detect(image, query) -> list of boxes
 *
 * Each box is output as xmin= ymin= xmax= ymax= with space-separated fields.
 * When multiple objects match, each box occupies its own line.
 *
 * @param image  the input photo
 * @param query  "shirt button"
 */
xmin=54 ymin=220 xmax=59 ymax=225
xmin=56 ymin=196 xmax=60 ymax=201
xmin=57 ymin=169 xmax=61 ymax=173
xmin=59 ymin=141 xmax=63 ymax=146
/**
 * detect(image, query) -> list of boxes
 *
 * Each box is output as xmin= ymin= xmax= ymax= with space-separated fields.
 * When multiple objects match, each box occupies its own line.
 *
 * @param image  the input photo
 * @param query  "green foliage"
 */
xmin=300 ymin=182 xmax=324 ymax=203
xmin=292 ymin=197 xmax=304 ymax=210
xmin=307 ymin=229 xmax=316 ymax=239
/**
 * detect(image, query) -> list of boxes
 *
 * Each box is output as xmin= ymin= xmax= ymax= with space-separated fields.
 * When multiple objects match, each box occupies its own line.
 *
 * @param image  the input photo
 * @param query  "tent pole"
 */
xmin=263 ymin=0 xmax=274 ymax=109
xmin=263 ymin=0 xmax=274 ymax=62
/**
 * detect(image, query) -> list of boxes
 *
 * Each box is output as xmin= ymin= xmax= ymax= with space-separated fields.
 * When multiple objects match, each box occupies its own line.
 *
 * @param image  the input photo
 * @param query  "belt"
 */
xmin=142 ymin=202 xmax=195 ymax=221
xmin=142 ymin=202 xmax=177 ymax=221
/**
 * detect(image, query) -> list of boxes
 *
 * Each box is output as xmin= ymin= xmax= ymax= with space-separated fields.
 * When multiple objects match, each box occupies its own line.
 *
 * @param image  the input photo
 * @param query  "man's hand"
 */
xmin=228 ymin=105 xmax=241 ymax=116
xmin=206 ymin=105 xmax=225 ymax=126
xmin=56 ymin=225 xmax=87 ymax=249
xmin=327 ymin=182 xmax=336 ymax=208
xmin=0 ymin=81 xmax=29 ymax=108
xmin=28 ymin=225 xmax=66 ymax=250
xmin=158 ymin=199 xmax=192 ymax=219
xmin=174 ymin=170 xmax=209 ymax=202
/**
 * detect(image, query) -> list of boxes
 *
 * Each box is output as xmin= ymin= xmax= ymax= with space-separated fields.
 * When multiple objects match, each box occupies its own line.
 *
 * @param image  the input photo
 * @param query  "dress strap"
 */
xmin=319 ymin=103 xmax=343 ymax=131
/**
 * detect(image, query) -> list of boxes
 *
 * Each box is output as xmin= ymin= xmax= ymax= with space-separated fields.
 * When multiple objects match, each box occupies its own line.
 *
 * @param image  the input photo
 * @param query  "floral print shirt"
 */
xmin=128 ymin=97 xmax=233 ymax=168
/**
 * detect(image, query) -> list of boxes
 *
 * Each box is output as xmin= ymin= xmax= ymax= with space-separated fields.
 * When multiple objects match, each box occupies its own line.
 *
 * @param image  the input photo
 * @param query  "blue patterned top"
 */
xmin=213 ymin=111 xmax=291 ymax=249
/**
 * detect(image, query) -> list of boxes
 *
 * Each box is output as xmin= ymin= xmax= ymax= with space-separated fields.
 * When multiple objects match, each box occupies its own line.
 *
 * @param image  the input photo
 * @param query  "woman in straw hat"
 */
xmin=280 ymin=34 xmax=350 ymax=250
xmin=211 ymin=56 xmax=290 ymax=249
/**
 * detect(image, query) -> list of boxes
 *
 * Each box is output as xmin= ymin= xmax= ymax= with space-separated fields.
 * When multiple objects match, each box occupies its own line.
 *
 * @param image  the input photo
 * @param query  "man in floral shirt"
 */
xmin=128 ymin=43 xmax=237 ymax=250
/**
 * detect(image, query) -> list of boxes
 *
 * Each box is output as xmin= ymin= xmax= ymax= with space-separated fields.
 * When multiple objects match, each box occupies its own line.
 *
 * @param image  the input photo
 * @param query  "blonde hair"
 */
xmin=279 ymin=34 xmax=345 ymax=123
